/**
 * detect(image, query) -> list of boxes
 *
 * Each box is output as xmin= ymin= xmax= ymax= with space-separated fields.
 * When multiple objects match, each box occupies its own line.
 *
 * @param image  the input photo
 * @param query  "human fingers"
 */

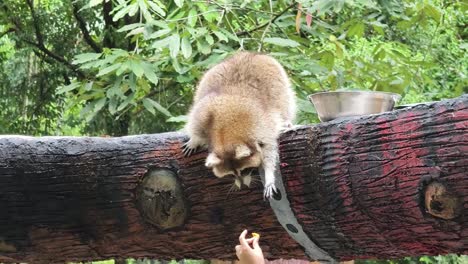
xmin=239 ymin=229 xmax=249 ymax=247
xmin=245 ymin=237 xmax=255 ymax=244
xmin=235 ymin=245 xmax=242 ymax=258
xmin=252 ymin=236 xmax=260 ymax=249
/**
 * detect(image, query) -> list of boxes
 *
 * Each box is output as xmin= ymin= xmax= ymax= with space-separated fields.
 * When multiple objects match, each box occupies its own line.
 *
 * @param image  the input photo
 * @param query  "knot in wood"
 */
xmin=424 ymin=182 xmax=461 ymax=220
xmin=136 ymin=169 xmax=187 ymax=230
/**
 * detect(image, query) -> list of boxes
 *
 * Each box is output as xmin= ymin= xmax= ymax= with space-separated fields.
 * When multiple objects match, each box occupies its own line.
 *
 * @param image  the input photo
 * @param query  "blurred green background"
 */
xmin=1 ymin=0 xmax=466 ymax=136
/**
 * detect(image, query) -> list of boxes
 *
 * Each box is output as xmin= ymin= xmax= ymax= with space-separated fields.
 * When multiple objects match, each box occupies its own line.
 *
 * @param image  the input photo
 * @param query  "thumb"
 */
xmin=252 ymin=236 xmax=260 ymax=249
xmin=235 ymin=245 xmax=242 ymax=258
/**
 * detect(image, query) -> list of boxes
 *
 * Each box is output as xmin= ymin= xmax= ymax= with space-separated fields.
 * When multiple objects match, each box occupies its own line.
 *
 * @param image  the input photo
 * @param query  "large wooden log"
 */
xmin=0 ymin=95 xmax=466 ymax=263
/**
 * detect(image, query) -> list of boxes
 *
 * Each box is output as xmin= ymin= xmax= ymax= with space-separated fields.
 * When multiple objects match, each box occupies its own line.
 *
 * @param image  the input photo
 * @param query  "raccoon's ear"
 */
xmin=205 ymin=152 xmax=221 ymax=168
xmin=235 ymin=144 xmax=251 ymax=159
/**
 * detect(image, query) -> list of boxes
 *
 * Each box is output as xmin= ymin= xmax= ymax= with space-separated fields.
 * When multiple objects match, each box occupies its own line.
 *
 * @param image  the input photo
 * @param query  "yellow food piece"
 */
xmin=251 ymin=232 xmax=260 ymax=238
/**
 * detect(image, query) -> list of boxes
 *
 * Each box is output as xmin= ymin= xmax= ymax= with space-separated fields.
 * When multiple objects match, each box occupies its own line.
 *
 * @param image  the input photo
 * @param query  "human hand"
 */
xmin=235 ymin=230 xmax=265 ymax=264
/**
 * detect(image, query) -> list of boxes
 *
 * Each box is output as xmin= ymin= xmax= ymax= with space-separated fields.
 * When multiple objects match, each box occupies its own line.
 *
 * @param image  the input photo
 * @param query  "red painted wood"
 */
xmin=280 ymin=96 xmax=467 ymax=260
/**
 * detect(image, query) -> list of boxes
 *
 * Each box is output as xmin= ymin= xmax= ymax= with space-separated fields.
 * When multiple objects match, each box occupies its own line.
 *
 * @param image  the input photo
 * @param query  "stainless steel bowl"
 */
xmin=308 ymin=91 xmax=401 ymax=122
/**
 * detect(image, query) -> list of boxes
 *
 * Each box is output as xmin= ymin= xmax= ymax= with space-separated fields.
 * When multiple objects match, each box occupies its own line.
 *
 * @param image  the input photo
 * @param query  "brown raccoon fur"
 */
xmin=183 ymin=51 xmax=296 ymax=198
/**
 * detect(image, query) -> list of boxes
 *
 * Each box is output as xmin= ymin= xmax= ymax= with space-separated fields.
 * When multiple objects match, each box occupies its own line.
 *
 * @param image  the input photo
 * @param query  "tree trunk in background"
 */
xmin=0 ymin=96 xmax=466 ymax=263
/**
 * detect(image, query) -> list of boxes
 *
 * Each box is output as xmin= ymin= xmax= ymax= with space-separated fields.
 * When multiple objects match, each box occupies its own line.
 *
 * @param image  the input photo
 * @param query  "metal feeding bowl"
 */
xmin=308 ymin=91 xmax=401 ymax=122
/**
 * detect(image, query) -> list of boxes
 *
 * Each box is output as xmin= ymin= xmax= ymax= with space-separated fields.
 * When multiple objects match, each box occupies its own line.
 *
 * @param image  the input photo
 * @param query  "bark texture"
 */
xmin=279 ymin=95 xmax=467 ymax=260
xmin=0 ymin=95 xmax=467 ymax=263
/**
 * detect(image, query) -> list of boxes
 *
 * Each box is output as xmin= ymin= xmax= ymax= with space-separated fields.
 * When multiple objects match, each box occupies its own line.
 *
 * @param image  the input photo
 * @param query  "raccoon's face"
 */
xmin=205 ymin=143 xmax=262 ymax=187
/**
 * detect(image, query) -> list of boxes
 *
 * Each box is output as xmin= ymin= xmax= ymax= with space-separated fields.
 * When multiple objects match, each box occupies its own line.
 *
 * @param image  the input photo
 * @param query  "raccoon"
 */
xmin=183 ymin=51 xmax=296 ymax=198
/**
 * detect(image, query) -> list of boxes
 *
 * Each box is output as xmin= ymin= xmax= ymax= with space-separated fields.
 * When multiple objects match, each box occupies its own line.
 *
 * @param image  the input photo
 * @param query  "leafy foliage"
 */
xmin=1 ymin=0 xmax=466 ymax=136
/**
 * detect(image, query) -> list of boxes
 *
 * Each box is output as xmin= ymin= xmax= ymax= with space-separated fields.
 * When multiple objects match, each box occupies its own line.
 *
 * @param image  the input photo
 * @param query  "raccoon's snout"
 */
xmin=229 ymin=167 xmax=259 ymax=190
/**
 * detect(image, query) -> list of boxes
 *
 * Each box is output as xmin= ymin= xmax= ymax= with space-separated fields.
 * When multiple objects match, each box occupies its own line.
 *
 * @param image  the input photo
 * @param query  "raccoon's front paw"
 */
xmin=182 ymin=139 xmax=200 ymax=157
xmin=263 ymin=183 xmax=278 ymax=200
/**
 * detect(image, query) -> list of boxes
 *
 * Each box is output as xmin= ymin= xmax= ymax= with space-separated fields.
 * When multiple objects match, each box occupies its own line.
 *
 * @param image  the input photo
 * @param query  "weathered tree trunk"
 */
xmin=0 ymin=96 xmax=466 ymax=263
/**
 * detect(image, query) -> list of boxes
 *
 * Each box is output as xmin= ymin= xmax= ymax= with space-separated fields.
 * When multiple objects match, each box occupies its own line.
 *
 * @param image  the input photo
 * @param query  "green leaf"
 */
xmin=218 ymin=28 xmax=238 ymax=41
xmin=117 ymin=23 xmax=145 ymax=32
xmin=296 ymin=97 xmax=316 ymax=114
xmin=389 ymin=78 xmax=404 ymax=85
xmin=94 ymin=98 xmax=107 ymax=112
xmin=202 ymin=8 xmax=218 ymax=22
xmin=97 ymin=63 xmax=122 ymax=76
xmin=109 ymin=76 xmax=124 ymax=98
xmin=141 ymin=62 xmax=159 ymax=85
xmin=142 ymin=98 xmax=156 ymax=115
xmin=138 ymin=0 xmax=152 ymax=22
xmin=128 ymin=3 xmax=139 ymax=17
xmin=147 ymin=1 xmax=166 ymax=16
xmin=126 ymin=27 xmax=145 ymax=37
xmin=263 ymin=37 xmax=300 ymax=47
xmin=181 ymin=37 xmax=192 ymax=59
xmin=128 ymin=73 xmax=137 ymax=91
xmin=396 ymin=20 xmax=412 ymax=30
xmin=57 ymin=82 xmax=81 ymax=94
xmin=117 ymin=94 xmax=134 ymax=111
xmin=89 ymin=0 xmax=103 ymax=8
xmin=142 ymin=98 xmax=172 ymax=117
xmin=320 ymin=51 xmax=335 ymax=70
xmin=116 ymin=61 xmax=130 ymax=75
xmin=205 ymin=34 xmax=214 ymax=45
xmin=147 ymin=29 xmax=171 ymax=39
xmin=311 ymin=0 xmax=336 ymax=14
xmin=174 ymin=0 xmax=184 ymax=8
xmin=130 ymin=60 xmax=145 ymax=77
xmin=85 ymin=81 xmax=94 ymax=91
xmin=213 ymin=30 xmax=228 ymax=42
xmin=348 ymin=22 xmax=365 ymax=37
xmin=149 ymin=20 xmax=169 ymax=29
xmin=187 ymin=9 xmax=197 ymax=27
xmin=423 ymin=4 xmax=441 ymax=22
xmin=72 ymin=53 xmax=102 ymax=64
xmin=196 ymin=38 xmax=211 ymax=54
xmin=151 ymin=35 xmax=172 ymax=48
xmin=169 ymin=34 xmax=180 ymax=58
xmin=172 ymin=58 xmax=182 ymax=73
xmin=334 ymin=42 xmax=344 ymax=59
xmin=176 ymin=74 xmax=195 ymax=83
xmin=81 ymin=102 xmax=96 ymax=121
xmin=108 ymin=96 xmax=118 ymax=115
xmin=113 ymin=5 xmax=133 ymax=21
xmin=196 ymin=53 xmax=228 ymax=68
xmin=167 ymin=115 xmax=187 ymax=123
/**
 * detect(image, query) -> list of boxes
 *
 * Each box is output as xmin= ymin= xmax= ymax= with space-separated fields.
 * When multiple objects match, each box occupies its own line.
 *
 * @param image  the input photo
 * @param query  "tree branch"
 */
xmin=0 ymin=27 xmax=15 ymax=39
xmin=22 ymin=37 xmax=84 ymax=78
xmin=102 ymin=0 xmax=116 ymax=48
xmin=236 ymin=2 xmax=296 ymax=36
xmin=71 ymin=2 xmax=102 ymax=53
xmin=25 ymin=0 xmax=44 ymax=44
xmin=23 ymin=0 xmax=84 ymax=78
